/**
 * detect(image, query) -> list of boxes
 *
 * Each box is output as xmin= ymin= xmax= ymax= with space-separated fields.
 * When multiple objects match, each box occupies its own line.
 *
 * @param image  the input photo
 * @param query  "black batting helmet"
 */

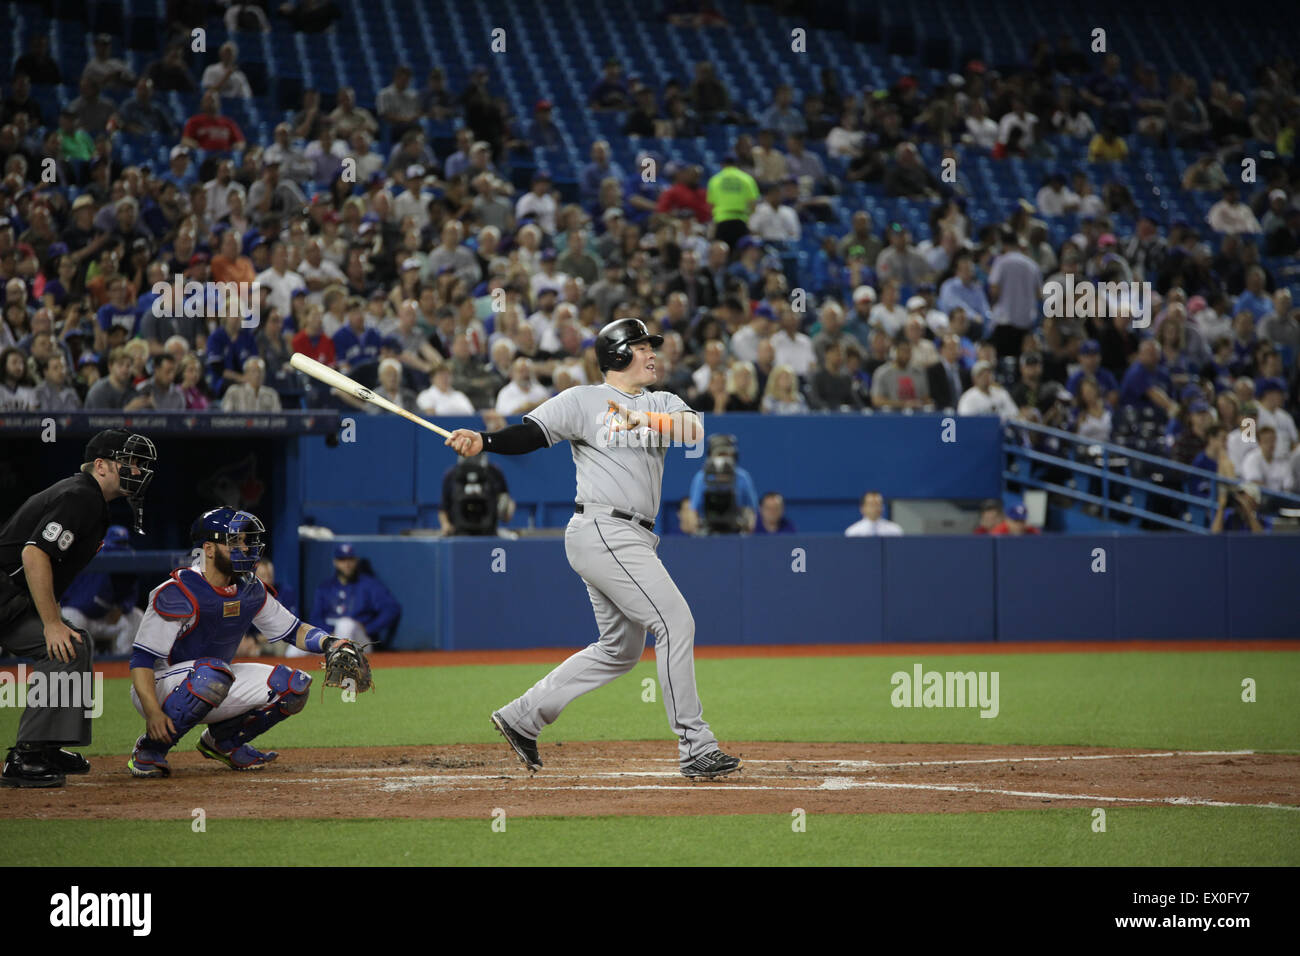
xmin=595 ymin=318 xmax=664 ymax=372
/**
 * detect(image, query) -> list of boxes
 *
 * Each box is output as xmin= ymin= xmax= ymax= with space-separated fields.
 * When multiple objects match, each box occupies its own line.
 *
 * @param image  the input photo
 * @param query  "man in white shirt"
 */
xmin=1240 ymin=426 xmax=1295 ymax=493
xmin=691 ymin=340 xmax=729 ymax=396
xmin=996 ymin=99 xmax=1038 ymax=150
xmin=516 ymin=172 xmax=558 ymax=235
xmin=770 ymin=305 xmax=816 ymax=377
xmin=957 ymin=360 xmax=1019 ymax=421
xmin=495 ymin=357 xmax=551 ymax=416
xmin=845 ymin=491 xmax=904 ymax=536
xmin=417 ymin=364 xmax=476 ymax=416
xmin=221 ymin=358 xmax=282 ymax=412
xmin=1206 ymin=185 xmax=1263 ymax=235
xmin=1034 ymin=174 xmax=1080 ymax=217
xmin=748 ymin=182 xmax=801 ymax=242
xmin=200 ymin=42 xmax=253 ymax=99
xmin=255 ymin=242 xmax=307 ymax=319
xmin=1255 ymin=379 xmax=1298 ymax=456
xmin=204 ymin=159 xmax=246 ymax=223
xmin=296 ymin=239 xmax=346 ymax=296
xmin=963 ymin=99 xmax=999 ymax=150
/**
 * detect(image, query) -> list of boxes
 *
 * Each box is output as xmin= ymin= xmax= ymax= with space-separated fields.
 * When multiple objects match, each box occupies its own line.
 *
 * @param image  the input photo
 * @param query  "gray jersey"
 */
xmin=524 ymin=382 xmax=695 ymax=520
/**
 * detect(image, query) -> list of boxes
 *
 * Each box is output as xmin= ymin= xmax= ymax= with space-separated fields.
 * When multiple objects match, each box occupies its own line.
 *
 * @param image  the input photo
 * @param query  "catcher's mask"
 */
xmin=191 ymin=507 xmax=266 ymax=575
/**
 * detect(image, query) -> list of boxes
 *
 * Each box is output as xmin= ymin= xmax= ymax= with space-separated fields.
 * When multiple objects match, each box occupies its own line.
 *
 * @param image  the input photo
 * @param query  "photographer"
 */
xmin=683 ymin=434 xmax=756 ymax=534
xmin=439 ymin=452 xmax=516 ymax=537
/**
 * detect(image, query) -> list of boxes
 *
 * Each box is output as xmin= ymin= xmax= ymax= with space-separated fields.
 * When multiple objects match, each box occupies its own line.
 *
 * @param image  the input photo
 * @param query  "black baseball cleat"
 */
xmin=681 ymin=750 xmax=742 ymax=780
xmin=1 ymin=746 xmax=67 ymax=789
xmin=491 ymin=711 xmax=542 ymax=771
xmin=43 ymin=748 xmax=90 ymax=775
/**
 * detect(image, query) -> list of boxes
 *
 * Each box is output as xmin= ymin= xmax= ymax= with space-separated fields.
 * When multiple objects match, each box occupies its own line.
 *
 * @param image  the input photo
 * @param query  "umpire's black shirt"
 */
xmin=0 ymin=472 xmax=110 ymax=602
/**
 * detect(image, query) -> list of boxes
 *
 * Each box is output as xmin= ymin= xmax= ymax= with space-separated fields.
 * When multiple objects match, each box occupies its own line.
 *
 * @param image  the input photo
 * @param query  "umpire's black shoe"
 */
xmin=491 ymin=711 xmax=542 ymax=771
xmin=1 ymin=747 xmax=66 ymax=789
xmin=43 ymin=748 xmax=90 ymax=775
xmin=681 ymin=750 xmax=742 ymax=780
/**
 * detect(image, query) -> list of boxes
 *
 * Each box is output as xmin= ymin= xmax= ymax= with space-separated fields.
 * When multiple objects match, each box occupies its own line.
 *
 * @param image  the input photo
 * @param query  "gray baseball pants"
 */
xmin=497 ymin=510 xmax=718 ymax=767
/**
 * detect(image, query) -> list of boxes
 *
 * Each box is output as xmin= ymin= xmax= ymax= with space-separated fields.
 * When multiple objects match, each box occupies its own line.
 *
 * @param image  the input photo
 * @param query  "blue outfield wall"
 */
xmin=295 ymin=414 xmax=1005 ymax=535
xmin=299 ymin=533 xmax=1300 ymax=650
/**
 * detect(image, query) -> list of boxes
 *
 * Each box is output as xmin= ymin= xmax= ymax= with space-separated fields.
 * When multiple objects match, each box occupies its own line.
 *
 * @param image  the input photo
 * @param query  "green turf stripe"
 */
xmin=1 ymin=807 xmax=1295 ymax=866
xmin=3 ymin=651 xmax=1294 ymax=756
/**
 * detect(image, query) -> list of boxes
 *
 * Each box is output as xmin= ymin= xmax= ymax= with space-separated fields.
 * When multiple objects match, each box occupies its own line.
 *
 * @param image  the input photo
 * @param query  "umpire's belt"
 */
xmin=575 ymin=503 xmax=655 ymax=532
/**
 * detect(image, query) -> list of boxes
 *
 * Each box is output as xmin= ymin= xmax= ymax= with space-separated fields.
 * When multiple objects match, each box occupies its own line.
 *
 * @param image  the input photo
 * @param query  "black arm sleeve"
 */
xmin=479 ymin=420 xmax=547 ymax=455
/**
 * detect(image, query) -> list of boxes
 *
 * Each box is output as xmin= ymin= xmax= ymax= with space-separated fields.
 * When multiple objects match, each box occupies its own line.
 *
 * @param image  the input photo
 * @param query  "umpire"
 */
xmin=0 ymin=429 xmax=157 ymax=788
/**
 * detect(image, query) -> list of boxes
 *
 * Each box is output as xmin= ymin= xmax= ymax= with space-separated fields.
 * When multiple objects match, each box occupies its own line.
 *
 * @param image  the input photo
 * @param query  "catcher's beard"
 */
xmin=211 ymin=546 xmax=235 ymax=580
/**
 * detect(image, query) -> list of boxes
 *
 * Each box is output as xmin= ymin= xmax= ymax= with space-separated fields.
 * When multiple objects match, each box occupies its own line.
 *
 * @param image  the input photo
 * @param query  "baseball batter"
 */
xmin=444 ymin=318 xmax=741 ymax=779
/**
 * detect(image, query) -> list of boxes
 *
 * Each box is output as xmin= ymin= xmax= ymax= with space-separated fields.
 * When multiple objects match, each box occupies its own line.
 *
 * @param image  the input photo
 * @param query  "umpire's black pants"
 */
xmin=0 ymin=584 xmax=94 ymax=748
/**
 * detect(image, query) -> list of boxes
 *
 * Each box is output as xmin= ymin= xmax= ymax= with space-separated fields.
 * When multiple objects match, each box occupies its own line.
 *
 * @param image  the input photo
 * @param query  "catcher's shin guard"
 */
xmin=207 ymin=664 xmax=311 ymax=751
xmin=149 ymin=658 xmax=235 ymax=752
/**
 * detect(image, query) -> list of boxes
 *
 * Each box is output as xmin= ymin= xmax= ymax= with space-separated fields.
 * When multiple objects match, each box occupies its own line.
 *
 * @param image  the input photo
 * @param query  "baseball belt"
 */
xmin=574 ymin=503 xmax=655 ymax=532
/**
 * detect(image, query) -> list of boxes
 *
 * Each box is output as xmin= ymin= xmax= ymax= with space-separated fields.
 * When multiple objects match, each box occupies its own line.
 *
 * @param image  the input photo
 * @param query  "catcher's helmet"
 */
xmin=595 ymin=318 xmax=664 ymax=372
xmin=191 ymin=508 xmax=266 ymax=574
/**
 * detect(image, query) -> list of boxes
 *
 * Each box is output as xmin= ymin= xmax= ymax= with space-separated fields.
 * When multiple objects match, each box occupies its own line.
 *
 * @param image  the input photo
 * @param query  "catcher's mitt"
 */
xmin=322 ymin=638 xmax=374 ymax=693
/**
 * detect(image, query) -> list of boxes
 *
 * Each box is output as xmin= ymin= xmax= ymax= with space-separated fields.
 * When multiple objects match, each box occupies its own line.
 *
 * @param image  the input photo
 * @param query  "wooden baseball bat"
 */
xmin=289 ymin=352 xmax=455 ymax=439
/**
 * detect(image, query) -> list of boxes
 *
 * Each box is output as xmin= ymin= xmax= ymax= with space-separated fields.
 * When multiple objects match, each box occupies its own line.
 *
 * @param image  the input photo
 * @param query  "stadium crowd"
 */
xmin=1 ymin=5 xmax=1298 ymax=518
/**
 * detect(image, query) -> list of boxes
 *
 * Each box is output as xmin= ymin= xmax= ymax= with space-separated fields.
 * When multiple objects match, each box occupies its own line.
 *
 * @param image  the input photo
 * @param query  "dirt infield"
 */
xmin=5 ymin=742 xmax=1297 ymax=820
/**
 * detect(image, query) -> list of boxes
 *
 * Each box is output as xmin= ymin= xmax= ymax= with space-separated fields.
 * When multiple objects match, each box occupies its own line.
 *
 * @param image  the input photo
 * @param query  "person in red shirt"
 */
xmin=972 ymin=498 xmax=1003 ymax=534
xmin=655 ymin=164 xmax=711 ymax=223
xmin=989 ymin=503 xmax=1041 ymax=535
xmin=181 ymin=91 xmax=245 ymax=152
xmin=290 ymin=306 xmax=335 ymax=367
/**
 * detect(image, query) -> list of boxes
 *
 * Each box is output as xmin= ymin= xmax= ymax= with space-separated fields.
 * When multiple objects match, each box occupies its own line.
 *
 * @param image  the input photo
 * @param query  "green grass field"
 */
xmin=3 ymin=650 xmax=1298 ymax=866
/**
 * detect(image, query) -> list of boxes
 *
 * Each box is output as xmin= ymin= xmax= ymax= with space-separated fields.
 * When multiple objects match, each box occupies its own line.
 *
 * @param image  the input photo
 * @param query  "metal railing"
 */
xmin=1002 ymin=419 xmax=1300 ymax=534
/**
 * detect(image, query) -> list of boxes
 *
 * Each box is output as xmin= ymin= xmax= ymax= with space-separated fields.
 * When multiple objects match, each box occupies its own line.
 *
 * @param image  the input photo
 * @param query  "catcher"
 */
xmin=127 ymin=508 xmax=372 ymax=777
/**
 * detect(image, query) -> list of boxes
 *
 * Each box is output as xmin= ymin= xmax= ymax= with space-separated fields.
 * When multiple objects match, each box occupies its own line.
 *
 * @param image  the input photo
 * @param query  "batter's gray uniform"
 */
xmin=495 ymin=382 xmax=719 ymax=767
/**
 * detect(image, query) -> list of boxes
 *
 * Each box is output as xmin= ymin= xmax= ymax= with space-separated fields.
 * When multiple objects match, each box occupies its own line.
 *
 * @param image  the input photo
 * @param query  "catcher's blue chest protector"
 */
xmin=152 ymin=568 xmax=268 ymax=666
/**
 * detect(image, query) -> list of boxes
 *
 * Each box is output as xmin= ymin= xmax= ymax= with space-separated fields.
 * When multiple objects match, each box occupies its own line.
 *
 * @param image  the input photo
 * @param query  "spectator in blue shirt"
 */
xmin=1233 ymin=266 xmax=1275 ymax=322
xmin=1067 ymin=339 xmax=1120 ymax=406
xmin=310 ymin=543 xmax=402 ymax=648
xmin=753 ymin=491 xmax=797 ymax=534
xmin=204 ymin=311 xmax=258 ymax=395
xmin=937 ymin=252 xmax=992 ymax=332
xmin=1118 ymin=338 xmax=1178 ymax=415
xmin=95 ymin=276 xmax=140 ymax=340
xmin=332 ymin=302 xmax=384 ymax=372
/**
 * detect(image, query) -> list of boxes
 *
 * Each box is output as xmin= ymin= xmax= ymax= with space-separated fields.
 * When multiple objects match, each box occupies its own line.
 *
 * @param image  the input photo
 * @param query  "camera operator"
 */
xmin=440 ymin=451 xmax=516 ymax=536
xmin=684 ymin=434 xmax=756 ymax=534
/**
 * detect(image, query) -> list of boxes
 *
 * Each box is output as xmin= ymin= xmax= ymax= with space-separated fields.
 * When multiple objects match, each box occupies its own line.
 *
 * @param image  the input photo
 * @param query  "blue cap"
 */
xmin=1257 ymin=377 xmax=1286 ymax=397
xmin=103 ymin=525 xmax=131 ymax=549
xmin=1188 ymin=399 xmax=1211 ymax=413
xmin=334 ymin=543 xmax=357 ymax=559
xmin=1079 ymin=339 xmax=1101 ymax=355
xmin=1007 ymin=504 xmax=1028 ymax=521
xmin=381 ymin=335 xmax=403 ymax=351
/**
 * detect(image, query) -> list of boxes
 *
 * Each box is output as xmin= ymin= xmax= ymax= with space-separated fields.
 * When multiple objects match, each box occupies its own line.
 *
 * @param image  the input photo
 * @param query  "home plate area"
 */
xmin=6 ymin=742 xmax=1297 ymax=821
